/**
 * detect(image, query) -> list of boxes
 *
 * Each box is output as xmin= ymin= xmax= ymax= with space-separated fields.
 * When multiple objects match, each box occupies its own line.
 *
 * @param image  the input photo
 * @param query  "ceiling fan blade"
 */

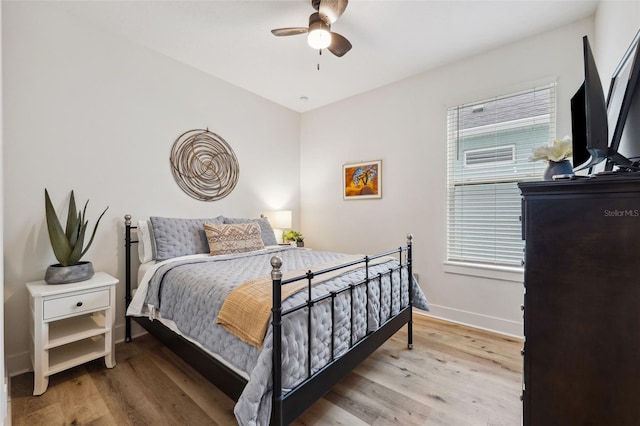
xmin=319 ymin=0 xmax=348 ymax=24
xmin=327 ymin=32 xmax=351 ymax=57
xmin=271 ymin=27 xmax=309 ymax=37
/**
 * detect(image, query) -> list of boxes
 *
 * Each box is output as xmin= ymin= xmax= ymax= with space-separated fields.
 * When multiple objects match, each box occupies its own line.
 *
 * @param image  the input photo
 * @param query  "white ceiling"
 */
xmin=53 ymin=0 xmax=599 ymax=112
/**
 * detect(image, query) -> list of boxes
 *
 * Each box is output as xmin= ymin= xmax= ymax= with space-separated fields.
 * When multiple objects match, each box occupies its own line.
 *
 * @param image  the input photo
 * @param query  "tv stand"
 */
xmin=519 ymin=177 xmax=640 ymax=425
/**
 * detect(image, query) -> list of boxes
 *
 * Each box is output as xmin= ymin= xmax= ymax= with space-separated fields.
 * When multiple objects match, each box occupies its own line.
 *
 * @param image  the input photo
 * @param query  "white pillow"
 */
xmin=137 ymin=220 xmax=157 ymax=263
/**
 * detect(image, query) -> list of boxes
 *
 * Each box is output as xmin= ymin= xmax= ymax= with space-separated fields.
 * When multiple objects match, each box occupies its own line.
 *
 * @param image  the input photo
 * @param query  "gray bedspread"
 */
xmin=134 ymin=246 xmax=429 ymax=425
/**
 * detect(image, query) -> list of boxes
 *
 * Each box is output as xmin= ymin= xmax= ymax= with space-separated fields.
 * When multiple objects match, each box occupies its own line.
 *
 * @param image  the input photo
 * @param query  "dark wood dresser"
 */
xmin=519 ymin=176 xmax=640 ymax=426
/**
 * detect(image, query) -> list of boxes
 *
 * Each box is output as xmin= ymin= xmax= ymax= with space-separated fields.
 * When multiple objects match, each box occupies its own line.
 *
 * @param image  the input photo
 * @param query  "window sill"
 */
xmin=443 ymin=261 xmax=523 ymax=283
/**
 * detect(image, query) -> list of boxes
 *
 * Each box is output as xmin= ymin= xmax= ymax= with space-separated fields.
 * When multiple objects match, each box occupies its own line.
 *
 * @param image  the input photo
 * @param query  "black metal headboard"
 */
xmin=124 ymin=214 xmax=138 ymax=342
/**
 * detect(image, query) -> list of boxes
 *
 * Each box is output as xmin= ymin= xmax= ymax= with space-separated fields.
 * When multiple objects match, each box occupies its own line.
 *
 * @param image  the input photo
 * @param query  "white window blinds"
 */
xmin=446 ymin=85 xmax=556 ymax=267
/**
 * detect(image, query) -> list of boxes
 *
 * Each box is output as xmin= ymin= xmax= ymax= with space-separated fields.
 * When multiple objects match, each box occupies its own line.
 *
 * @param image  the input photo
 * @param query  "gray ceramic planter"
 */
xmin=44 ymin=261 xmax=95 ymax=284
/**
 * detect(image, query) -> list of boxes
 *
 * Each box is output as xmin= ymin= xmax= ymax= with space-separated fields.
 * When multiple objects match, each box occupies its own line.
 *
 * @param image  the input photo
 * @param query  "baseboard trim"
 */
xmin=6 ymin=351 xmax=31 ymax=378
xmin=8 ymin=309 xmax=521 ymax=376
xmin=114 ymin=321 xmax=147 ymax=344
xmin=8 ymin=322 xmax=148 ymax=377
xmin=422 ymin=304 xmax=523 ymax=339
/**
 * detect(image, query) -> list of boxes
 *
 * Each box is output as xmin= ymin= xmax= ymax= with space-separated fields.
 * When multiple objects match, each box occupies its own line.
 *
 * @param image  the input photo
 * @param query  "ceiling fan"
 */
xmin=271 ymin=0 xmax=352 ymax=57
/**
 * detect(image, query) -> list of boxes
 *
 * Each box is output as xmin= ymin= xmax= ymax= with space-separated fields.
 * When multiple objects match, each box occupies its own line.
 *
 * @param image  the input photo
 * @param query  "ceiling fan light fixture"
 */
xmin=307 ymin=11 xmax=332 ymax=49
xmin=308 ymin=28 xmax=332 ymax=49
xmin=272 ymin=3 xmax=351 ymax=56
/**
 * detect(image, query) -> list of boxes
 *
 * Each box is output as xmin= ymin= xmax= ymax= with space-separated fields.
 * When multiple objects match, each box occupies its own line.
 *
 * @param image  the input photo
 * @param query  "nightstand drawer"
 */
xmin=43 ymin=289 xmax=110 ymax=320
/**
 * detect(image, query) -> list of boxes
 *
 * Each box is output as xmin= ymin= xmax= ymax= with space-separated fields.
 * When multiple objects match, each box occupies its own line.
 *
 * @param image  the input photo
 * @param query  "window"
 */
xmin=446 ymin=85 xmax=556 ymax=267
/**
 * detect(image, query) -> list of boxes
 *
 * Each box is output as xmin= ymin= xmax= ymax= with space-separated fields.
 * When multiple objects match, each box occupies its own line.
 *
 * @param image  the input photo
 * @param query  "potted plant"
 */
xmin=283 ymin=230 xmax=304 ymax=247
xmin=44 ymin=189 xmax=108 ymax=284
xmin=530 ymin=136 xmax=574 ymax=181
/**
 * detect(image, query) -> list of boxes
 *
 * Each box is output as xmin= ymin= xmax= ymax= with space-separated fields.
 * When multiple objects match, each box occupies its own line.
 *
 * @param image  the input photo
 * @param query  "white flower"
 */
xmin=530 ymin=136 xmax=572 ymax=162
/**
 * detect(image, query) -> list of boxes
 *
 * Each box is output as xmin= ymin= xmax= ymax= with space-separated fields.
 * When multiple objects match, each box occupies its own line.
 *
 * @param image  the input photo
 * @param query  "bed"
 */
xmin=124 ymin=214 xmax=429 ymax=425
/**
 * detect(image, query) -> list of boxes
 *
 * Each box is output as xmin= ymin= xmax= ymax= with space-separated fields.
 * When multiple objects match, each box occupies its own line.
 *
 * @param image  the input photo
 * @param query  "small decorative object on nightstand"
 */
xmin=283 ymin=230 xmax=304 ymax=247
xmin=26 ymin=271 xmax=118 ymax=395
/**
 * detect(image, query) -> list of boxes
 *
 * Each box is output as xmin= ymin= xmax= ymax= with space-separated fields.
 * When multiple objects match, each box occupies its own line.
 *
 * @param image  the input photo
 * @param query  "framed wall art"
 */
xmin=343 ymin=160 xmax=382 ymax=200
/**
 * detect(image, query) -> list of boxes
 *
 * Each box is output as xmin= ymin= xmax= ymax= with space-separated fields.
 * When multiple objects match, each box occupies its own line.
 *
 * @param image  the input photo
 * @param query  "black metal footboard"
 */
xmin=270 ymin=236 xmax=414 ymax=425
xmin=124 ymin=215 xmax=414 ymax=425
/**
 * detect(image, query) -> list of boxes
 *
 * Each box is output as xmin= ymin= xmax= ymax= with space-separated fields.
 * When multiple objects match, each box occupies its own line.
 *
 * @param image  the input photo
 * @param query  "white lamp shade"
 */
xmin=308 ymin=29 xmax=332 ymax=49
xmin=272 ymin=210 xmax=292 ymax=229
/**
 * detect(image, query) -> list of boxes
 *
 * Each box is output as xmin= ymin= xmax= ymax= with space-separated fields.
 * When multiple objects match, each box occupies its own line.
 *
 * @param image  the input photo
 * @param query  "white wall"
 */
xmin=594 ymin=1 xmax=640 ymax=93
xmin=0 ymin=2 xmax=7 ymax=422
xmin=300 ymin=18 xmax=596 ymax=336
xmin=2 ymin=3 xmax=300 ymax=375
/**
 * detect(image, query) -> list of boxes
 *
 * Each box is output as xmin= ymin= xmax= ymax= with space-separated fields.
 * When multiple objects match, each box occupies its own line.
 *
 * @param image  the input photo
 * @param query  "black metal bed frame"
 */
xmin=124 ymin=215 xmax=414 ymax=425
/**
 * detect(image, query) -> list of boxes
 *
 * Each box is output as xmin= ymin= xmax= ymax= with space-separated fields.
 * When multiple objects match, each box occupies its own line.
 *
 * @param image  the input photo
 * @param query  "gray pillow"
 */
xmin=223 ymin=216 xmax=278 ymax=246
xmin=150 ymin=216 xmax=224 ymax=261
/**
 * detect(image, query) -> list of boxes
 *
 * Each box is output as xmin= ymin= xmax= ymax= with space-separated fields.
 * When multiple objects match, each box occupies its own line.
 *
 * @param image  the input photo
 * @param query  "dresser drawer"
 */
xmin=43 ymin=289 xmax=110 ymax=320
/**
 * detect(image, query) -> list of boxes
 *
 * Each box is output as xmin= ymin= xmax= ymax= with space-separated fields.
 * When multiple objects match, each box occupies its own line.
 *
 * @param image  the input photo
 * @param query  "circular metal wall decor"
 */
xmin=170 ymin=128 xmax=240 ymax=202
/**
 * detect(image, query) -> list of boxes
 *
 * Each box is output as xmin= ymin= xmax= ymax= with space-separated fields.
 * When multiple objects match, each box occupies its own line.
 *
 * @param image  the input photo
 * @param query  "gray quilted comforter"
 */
xmin=127 ymin=246 xmax=429 ymax=425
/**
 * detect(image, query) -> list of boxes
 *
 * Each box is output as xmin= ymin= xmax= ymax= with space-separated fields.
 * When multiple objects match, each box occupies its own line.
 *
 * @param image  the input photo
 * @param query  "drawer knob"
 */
xmin=76 ymin=301 xmax=83 ymax=307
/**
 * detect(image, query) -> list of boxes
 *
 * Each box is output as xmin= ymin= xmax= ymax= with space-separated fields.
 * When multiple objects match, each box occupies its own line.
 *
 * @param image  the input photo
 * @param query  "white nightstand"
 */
xmin=26 ymin=271 xmax=118 ymax=395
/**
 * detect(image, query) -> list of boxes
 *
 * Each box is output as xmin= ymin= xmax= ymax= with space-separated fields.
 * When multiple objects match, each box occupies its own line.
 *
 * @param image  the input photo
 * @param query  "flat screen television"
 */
xmin=571 ymin=35 xmax=609 ymax=172
xmin=604 ymin=30 xmax=640 ymax=172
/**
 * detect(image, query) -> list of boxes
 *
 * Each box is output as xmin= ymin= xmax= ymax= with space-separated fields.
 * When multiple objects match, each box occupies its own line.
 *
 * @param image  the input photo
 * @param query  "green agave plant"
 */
xmin=44 ymin=189 xmax=108 ymax=266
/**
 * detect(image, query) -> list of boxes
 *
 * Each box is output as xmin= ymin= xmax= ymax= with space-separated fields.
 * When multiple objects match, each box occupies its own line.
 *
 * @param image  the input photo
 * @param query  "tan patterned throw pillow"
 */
xmin=204 ymin=222 xmax=265 ymax=256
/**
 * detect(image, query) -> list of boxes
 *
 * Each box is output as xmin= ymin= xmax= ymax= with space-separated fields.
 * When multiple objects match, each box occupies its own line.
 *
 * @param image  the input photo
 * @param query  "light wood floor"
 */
xmin=11 ymin=315 xmax=523 ymax=425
